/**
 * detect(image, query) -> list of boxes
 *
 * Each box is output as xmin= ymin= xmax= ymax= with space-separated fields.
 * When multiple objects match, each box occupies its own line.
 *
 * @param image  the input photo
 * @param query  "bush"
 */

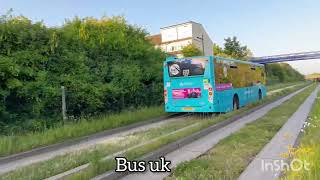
xmin=0 ymin=14 xmax=165 ymax=134
xmin=181 ymin=44 xmax=202 ymax=57
xmin=266 ymin=63 xmax=304 ymax=84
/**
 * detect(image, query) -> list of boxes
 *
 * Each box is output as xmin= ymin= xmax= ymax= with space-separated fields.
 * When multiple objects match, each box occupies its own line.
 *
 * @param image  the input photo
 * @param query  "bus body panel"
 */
xmin=163 ymin=56 xmax=267 ymax=113
xmin=213 ymin=85 xmax=267 ymax=112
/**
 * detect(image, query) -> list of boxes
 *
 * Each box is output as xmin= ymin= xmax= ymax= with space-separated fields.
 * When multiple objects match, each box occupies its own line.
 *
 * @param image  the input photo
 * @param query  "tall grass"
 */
xmin=0 ymin=106 xmax=165 ymax=157
xmin=284 ymin=87 xmax=320 ymax=180
xmin=167 ymin=84 xmax=316 ymax=180
xmin=0 ymin=117 xmax=201 ymax=180
xmin=267 ymin=81 xmax=304 ymax=91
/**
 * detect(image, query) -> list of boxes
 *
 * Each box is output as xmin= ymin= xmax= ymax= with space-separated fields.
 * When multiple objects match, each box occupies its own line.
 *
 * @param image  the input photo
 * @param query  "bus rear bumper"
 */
xmin=164 ymin=104 xmax=219 ymax=113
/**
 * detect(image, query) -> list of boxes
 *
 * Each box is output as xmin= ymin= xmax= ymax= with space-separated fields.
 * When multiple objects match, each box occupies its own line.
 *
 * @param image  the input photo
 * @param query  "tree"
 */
xmin=181 ymin=44 xmax=202 ymax=57
xmin=224 ymin=36 xmax=252 ymax=60
xmin=213 ymin=43 xmax=232 ymax=58
xmin=213 ymin=36 xmax=253 ymax=60
xmin=266 ymin=63 xmax=304 ymax=83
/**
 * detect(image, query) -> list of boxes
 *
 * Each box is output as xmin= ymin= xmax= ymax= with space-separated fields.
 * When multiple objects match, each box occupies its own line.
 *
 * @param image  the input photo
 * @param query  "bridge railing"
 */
xmin=250 ymin=51 xmax=320 ymax=64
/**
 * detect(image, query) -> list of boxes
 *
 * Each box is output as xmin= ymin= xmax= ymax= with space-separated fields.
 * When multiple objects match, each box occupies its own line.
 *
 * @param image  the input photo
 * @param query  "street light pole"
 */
xmin=196 ymin=35 xmax=205 ymax=55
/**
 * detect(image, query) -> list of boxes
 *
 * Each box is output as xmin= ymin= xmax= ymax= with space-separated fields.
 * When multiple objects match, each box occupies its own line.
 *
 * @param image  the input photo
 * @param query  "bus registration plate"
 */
xmin=182 ymin=107 xmax=194 ymax=111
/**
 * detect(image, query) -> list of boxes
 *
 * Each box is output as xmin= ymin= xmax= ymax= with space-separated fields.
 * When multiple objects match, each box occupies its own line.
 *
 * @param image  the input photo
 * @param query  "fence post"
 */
xmin=151 ymin=82 xmax=155 ymax=106
xmin=61 ymin=86 xmax=67 ymax=121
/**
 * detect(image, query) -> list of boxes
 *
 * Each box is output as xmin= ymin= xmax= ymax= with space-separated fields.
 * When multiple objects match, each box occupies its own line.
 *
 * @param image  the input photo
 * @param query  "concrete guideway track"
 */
xmin=95 ymin=86 xmax=310 ymax=180
xmin=238 ymin=85 xmax=320 ymax=180
xmin=0 ymin=114 xmax=187 ymax=175
xmin=267 ymin=84 xmax=302 ymax=96
xmin=267 ymin=84 xmax=301 ymax=95
xmin=46 ymin=122 xmax=202 ymax=180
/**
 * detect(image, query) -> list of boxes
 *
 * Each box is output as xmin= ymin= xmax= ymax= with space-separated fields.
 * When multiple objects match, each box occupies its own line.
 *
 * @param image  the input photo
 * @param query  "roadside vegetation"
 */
xmin=0 ymin=106 xmax=165 ymax=157
xmin=213 ymin=36 xmax=253 ymax=60
xmin=266 ymin=63 xmax=305 ymax=85
xmin=181 ymin=44 xmax=202 ymax=57
xmin=0 ymin=80 xmax=305 ymax=157
xmin=283 ymin=86 xmax=320 ymax=180
xmin=0 ymin=12 xmax=165 ymax=135
xmin=0 ymin=80 xmax=308 ymax=179
xmin=0 ymin=117 xmax=201 ymax=180
xmin=167 ymin=84 xmax=316 ymax=180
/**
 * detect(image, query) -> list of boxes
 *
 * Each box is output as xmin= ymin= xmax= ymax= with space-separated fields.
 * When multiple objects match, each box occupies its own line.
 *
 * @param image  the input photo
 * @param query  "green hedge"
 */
xmin=0 ymin=14 xmax=165 ymax=134
xmin=266 ymin=63 xmax=304 ymax=85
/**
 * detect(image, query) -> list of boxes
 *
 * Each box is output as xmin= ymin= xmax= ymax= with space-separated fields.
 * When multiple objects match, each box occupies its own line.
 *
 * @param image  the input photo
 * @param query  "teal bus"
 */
xmin=163 ymin=56 xmax=267 ymax=113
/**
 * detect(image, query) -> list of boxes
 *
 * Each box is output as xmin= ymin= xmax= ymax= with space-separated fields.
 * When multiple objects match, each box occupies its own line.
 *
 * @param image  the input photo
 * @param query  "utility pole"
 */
xmin=61 ymin=86 xmax=67 ymax=121
xmin=196 ymin=34 xmax=205 ymax=55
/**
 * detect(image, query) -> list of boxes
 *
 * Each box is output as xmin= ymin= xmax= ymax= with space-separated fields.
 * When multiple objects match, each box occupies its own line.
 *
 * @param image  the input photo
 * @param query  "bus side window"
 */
xmin=230 ymin=64 xmax=237 ymax=69
xmin=214 ymin=60 xmax=223 ymax=84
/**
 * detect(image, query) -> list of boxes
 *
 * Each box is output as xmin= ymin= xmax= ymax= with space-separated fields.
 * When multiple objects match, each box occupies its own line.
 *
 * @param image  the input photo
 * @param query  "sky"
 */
xmin=0 ymin=0 xmax=319 ymax=75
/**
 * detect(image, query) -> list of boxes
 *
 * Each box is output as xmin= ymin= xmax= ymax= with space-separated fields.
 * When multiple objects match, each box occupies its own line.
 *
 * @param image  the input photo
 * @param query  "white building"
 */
xmin=148 ymin=21 xmax=213 ymax=57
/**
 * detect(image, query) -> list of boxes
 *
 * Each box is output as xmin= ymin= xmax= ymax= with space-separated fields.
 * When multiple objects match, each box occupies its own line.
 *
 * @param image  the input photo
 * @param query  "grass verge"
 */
xmin=0 ymin=106 xmax=166 ymax=157
xmin=167 ymin=84 xmax=316 ymax=180
xmin=267 ymin=81 xmax=304 ymax=91
xmin=65 ymin=84 xmax=310 ymax=179
xmin=0 ymin=117 xmax=203 ymax=180
xmin=283 ymin=85 xmax=320 ymax=180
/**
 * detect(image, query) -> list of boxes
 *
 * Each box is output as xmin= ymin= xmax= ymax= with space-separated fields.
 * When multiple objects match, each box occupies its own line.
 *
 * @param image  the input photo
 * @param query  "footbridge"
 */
xmin=250 ymin=51 xmax=320 ymax=64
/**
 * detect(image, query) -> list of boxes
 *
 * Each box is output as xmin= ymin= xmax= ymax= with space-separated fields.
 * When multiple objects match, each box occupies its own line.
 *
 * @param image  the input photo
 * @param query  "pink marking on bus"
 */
xmin=215 ymin=83 xmax=233 ymax=91
xmin=172 ymin=88 xmax=201 ymax=99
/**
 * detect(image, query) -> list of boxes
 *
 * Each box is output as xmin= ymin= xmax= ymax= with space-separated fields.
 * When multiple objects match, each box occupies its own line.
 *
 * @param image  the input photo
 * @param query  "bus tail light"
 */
xmin=164 ymin=89 xmax=168 ymax=103
xmin=208 ymin=88 xmax=213 ymax=103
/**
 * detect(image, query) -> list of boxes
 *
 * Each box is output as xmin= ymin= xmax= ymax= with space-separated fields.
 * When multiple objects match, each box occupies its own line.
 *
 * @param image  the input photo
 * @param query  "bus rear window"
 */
xmin=167 ymin=58 xmax=207 ymax=77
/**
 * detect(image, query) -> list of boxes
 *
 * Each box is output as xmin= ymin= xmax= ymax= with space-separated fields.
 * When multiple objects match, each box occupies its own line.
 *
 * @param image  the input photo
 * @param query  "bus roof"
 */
xmin=165 ymin=56 xmax=264 ymax=67
xmin=215 ymin=56 xmax=264 ymax=67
